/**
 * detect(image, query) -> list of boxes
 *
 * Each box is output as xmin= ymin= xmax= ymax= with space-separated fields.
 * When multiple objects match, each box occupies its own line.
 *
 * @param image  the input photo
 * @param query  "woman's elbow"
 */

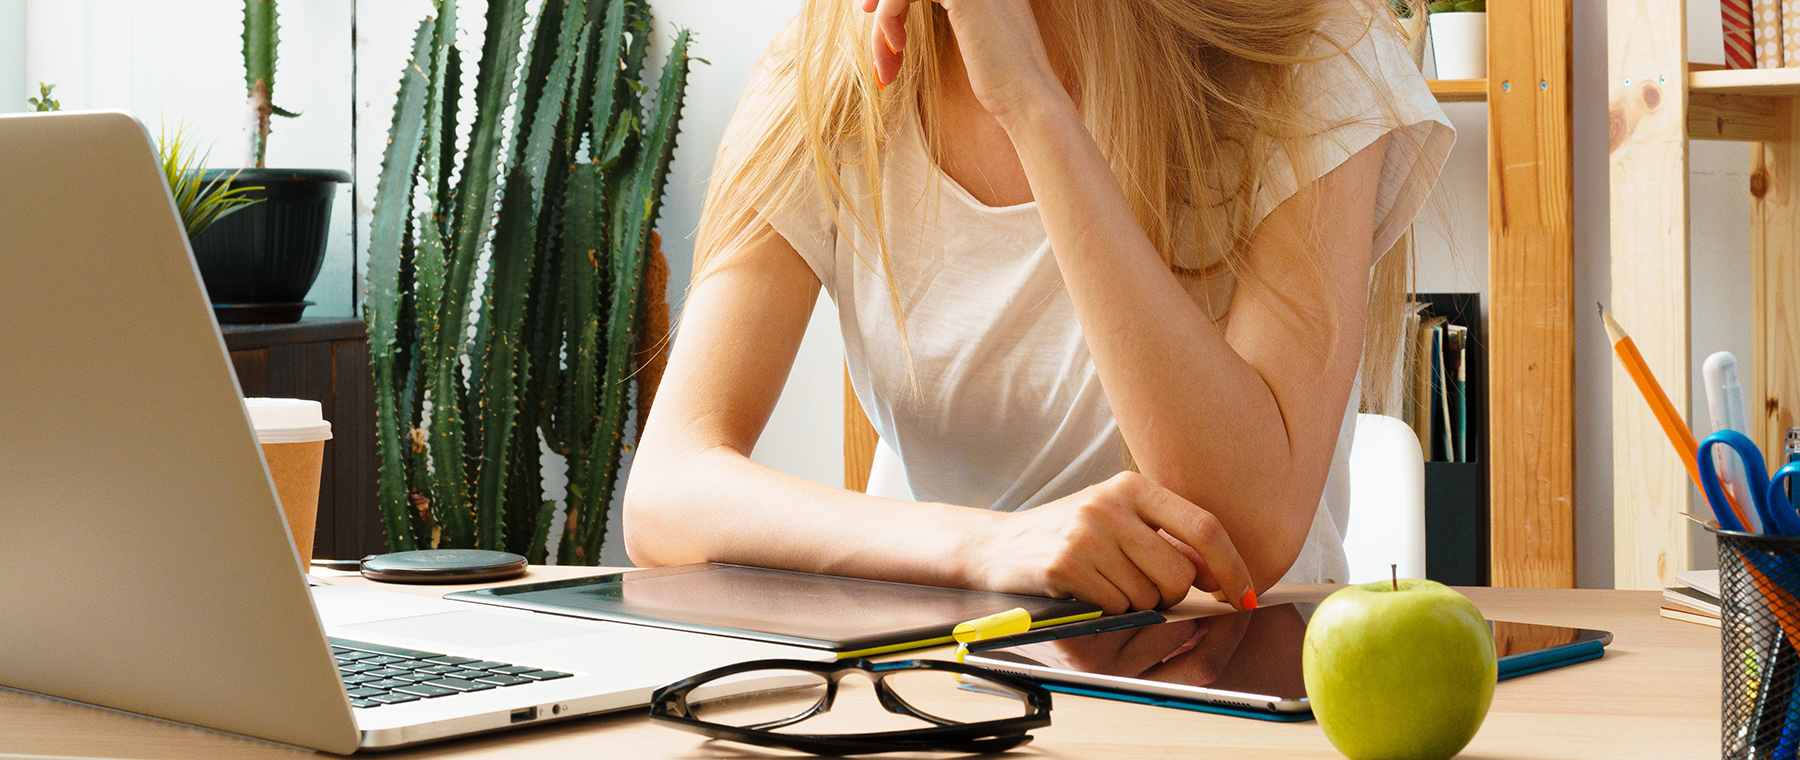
xmin=1242 ymin=501 xmax=1316 ymax=592
xmin=621 ymin=461 xmax=685 ymax=567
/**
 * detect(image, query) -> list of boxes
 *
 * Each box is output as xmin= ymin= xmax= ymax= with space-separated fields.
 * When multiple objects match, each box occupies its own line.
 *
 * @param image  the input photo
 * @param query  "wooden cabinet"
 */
xmin=222 ymin=318 xmax=384 ymax=561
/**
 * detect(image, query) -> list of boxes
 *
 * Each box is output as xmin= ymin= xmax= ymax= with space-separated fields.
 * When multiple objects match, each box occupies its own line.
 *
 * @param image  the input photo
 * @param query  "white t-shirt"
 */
xmin=745 ymin=16 xmax=1453 ymax=584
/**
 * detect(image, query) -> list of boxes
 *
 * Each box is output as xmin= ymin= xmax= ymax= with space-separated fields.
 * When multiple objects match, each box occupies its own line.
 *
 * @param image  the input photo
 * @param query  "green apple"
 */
xmin=1303 ymin=578 xmax=1496 ymax=760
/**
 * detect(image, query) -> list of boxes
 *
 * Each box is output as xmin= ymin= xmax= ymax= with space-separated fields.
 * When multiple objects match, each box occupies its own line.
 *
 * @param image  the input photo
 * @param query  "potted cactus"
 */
xmin=1427 ymin=0 xmax=1486 ymax=79
xmin=190 ymin=0 xmax=349 ymax=323
xmin=364 ymin=0 xmax=687 ymax=564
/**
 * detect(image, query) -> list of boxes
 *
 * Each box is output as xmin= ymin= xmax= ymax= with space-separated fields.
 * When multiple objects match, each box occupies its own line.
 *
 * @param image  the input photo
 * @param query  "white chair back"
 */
xmin=1343 ymin=413 xmax=1428 ymax=584
xmin=865 ymin=440 xmax=914 ymax=501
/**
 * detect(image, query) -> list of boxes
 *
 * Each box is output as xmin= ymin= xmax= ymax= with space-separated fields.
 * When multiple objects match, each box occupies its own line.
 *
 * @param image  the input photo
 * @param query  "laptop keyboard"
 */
xmin=330 ymin=637 xmax=572 ymax=709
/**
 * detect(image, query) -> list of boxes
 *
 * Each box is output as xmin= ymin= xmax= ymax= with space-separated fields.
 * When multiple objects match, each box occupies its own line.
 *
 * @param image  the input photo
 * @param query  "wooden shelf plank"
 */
xmin=1690 ymin=67 xmax=1800 ymax=96
xmin=1430 ymin=78 xmax=1488 ymax=102
xmin=1489 ymin=0 xmax=1576 ymax=588
xmin=1608 ymin=0 xmax=1692 ymax=590
xmin=1689 ymin=92 xmax=1788 ymax=142
xmin=1751 ymin=114 xmax=1800 ymax=473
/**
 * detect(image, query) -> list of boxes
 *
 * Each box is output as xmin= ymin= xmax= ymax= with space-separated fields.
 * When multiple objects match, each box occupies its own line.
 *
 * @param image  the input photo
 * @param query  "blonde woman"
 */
xmin=625 ymin=0 xmax=1452 ymax=614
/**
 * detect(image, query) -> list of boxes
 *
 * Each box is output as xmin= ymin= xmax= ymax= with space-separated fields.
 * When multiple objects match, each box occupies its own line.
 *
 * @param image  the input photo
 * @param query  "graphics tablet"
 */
xmin=447 ymin=563 xmax=1102 ymax=658
xmin=962 ymin=603 xmax=1612 ymax=719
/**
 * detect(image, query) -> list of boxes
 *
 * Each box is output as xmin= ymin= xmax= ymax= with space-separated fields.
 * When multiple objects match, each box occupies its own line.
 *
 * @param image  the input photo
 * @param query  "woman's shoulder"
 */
xmin=1293 ymin=9 xmax=1444 ymax=132
xmin=1246 ymin=7 xmax=1456 ymax=254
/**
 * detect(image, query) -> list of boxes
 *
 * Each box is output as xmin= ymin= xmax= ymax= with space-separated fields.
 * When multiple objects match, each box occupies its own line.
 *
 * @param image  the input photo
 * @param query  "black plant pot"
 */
xmin=192 ymin=168 xmax=350 ymax=324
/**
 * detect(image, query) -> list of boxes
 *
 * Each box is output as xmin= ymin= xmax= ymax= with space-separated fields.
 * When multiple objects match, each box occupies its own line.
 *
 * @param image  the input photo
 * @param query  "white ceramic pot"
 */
xmin=1428 ymin=11 xmax=1486 ymax=80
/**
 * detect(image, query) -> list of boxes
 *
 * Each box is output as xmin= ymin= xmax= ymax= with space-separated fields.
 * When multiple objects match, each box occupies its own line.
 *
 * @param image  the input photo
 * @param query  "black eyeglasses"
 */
xmin=649 ymin=658 xmax=1052 ymax=755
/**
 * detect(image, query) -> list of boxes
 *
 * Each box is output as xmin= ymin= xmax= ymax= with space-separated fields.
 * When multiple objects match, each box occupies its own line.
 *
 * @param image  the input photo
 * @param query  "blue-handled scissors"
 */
xmin=1698 ymin=430 xmax=1800 ymax=535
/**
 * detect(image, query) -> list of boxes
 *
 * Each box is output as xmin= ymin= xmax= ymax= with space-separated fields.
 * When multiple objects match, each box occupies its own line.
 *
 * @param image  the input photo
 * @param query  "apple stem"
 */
xmin=1391 ymin=564 xmax=1398 ymax=591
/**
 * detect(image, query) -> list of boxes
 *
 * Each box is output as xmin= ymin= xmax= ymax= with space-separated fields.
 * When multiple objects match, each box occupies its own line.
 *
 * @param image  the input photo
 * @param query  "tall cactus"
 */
xmin=365 ymin=0 xmax=691 ymax=563
xmin=243 ymin=0 xmax=299 ymax=168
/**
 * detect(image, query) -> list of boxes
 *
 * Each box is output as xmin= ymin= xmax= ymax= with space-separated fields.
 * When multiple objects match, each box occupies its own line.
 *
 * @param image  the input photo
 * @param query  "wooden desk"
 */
xmin=0 ymin=568 xmax=1720 ymax=759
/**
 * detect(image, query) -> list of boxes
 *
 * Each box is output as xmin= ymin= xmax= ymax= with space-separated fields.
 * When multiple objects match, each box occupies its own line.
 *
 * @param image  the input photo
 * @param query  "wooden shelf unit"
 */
xmin=1690 ymin=66 xmax=1800 ymax=96
xmin=1429 ymin=78 xmax=1489 ymax=102
xmin=844 ymin=4 xmax=1579 ymax=590
xmin=1609 ymin=2 xmax=1800 ymax=590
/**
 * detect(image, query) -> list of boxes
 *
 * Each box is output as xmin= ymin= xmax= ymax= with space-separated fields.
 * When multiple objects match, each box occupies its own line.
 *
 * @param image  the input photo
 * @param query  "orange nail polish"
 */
xmin=1240 ymin=588 xmax=1258 ymax=610
xmin=885 ymin=37 xmax=899 ymax=55
xmin=876 ymin=74 xmax=887 ymax=91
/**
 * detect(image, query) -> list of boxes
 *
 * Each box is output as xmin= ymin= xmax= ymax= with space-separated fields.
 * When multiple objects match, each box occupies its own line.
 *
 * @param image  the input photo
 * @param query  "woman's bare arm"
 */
xmin=1018 ymin=112 xmax=1385 ymax=589
xmin=868 ymin=0 xmax=1387 ymax=588
xmin=624 ymin=228 xmax=979 ymax=584
xmin=625 ymin=221 xmax=1256 ymax=614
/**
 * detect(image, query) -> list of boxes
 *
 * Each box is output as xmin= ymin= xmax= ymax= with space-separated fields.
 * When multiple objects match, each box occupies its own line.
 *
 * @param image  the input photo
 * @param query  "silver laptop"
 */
xmin=0 ymin=111 xmax=831 ymax=753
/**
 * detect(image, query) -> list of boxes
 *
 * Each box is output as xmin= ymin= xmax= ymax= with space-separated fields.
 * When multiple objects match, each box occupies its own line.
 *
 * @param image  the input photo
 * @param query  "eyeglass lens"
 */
xmin=687 ymin=668 xmax=1032 ymax=735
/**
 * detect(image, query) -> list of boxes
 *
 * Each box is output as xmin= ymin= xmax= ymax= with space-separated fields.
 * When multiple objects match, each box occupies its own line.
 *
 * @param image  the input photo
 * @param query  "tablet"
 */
xmin=446 ymin=563 xmax=1102 ymax=658
xmin=962 ymin=602 xmax=1611 ymax=718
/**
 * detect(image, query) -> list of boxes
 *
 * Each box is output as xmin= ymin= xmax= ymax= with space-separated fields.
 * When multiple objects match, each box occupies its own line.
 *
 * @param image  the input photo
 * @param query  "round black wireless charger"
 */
xmin=352 ymin=549 xmax=528 ymax=584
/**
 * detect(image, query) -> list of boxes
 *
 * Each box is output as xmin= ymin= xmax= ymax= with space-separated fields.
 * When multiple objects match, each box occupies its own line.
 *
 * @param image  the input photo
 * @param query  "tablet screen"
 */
xmin=975 ymin=603 xmax=1314 ymax=701
xmin=456 ymin=563 xmax=1101 ymax=651
xmin=971 ymin=603 xmax=1612 ymax=704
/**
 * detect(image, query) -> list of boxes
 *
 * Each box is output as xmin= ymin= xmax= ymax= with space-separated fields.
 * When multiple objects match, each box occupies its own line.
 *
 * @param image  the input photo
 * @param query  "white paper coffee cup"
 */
xmin=244 ymin=397 xmax=333 ymax=444
xmin=244 ymin=398 xmax=332 ymax=568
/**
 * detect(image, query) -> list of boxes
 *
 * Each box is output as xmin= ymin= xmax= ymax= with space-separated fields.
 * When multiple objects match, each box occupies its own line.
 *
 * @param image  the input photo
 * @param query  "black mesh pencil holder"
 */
xmin=1719 ymin=528 xmax=1800 ymax=759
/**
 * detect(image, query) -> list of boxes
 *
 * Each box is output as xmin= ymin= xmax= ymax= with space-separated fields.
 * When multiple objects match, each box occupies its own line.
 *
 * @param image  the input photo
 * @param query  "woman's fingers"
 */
xmin=1059 ymin=562 xmax=1132 ymax=615
xmin=867 ymin=0 xmax=913 ymax=87
xmin=1119 ymin=476 xmax=1256 ymax=610
xmin=1088 ymin=540 xmax=1166 ymax=613
xmin=1114 ymin=522 xmax=1199 ymax=608
xmin=1160 ymin=530 xmax=1221 ymax=593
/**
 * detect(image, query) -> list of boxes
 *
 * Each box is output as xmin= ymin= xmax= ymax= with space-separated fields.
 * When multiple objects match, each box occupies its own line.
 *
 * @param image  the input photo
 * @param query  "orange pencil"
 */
xmin=1599 ymin=303 xmax=1755 ymax=530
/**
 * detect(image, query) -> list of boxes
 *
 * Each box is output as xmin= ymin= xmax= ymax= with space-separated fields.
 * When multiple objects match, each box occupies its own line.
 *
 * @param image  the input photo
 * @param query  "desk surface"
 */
xmin=0 ymin=567 xmax=1720 ymax=759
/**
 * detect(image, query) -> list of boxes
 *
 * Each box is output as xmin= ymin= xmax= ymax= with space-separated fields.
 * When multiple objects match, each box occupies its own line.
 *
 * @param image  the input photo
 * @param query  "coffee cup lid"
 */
xmin=243 ymin=398 xmax=333 ymax=443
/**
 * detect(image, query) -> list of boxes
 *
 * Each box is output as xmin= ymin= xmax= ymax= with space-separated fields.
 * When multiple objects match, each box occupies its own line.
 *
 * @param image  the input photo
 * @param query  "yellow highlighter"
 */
xmin=953 ymin=607 xmax=1034 ymax=663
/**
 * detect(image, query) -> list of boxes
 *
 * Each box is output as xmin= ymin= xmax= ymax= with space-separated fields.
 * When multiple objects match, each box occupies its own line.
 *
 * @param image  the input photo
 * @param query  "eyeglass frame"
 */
xmin=648 ymin=657 xmax=1053 ymax=756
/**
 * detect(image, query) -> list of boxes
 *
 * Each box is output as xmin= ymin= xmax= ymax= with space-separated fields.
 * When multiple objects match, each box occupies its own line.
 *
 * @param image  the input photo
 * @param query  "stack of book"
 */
xmin=1662 ymin=569 xmax=1722 ymax=628
xmin=1723 ymin=0 xmax=1800 ymax=70
xmin=1400 ymin=301 xmax=1474 ymax=463
xmin=1371 ymin=293 xmax=1487 ymax=586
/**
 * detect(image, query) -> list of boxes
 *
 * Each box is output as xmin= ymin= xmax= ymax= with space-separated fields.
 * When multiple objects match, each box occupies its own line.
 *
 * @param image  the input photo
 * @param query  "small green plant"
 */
xmin=243 ymin=0 xmax=298 ymax=168
xmin=27 ymin=83 xmax=59 ymax=112
xmin=1428 ymin=0 xmax=1484 ymax=11
xmin=156 ymin=126 xmax=263 ymax=240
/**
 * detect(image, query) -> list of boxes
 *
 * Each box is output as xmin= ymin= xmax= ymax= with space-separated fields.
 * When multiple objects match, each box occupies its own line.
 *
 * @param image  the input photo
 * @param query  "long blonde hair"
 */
xmin=694 ymin=0 xmax=1419 ymax=413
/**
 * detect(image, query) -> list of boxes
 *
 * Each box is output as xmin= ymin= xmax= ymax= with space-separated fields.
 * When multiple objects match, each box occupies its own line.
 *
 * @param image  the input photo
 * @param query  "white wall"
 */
xmin=1682 ymin=2 xmax=1756 ymax=576
xmin=0 ymin=1 xmax=22 ymax=114
xmin=611 ymin=0 xmax=845 ymax=564
xmin=17 ymin=0 xmax=358 ymax=317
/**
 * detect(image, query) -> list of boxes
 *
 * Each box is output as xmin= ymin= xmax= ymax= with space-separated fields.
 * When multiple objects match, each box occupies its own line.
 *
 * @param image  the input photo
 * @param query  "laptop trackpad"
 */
xmin=345 ymin=610 xmax=600 ymax=650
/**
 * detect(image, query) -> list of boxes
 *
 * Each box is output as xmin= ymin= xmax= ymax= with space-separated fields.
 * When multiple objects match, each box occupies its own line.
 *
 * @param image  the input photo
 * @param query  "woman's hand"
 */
xmin=962 ymin=472 xmax=1257 ymax=615
xmin=861 ymin=0 xmax=1069 ymax=122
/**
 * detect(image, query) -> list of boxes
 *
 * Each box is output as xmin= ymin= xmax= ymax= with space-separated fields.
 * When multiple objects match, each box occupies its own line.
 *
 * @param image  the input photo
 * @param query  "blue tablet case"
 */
xmin=966 ymin=609 xmax=1608 ymax=722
